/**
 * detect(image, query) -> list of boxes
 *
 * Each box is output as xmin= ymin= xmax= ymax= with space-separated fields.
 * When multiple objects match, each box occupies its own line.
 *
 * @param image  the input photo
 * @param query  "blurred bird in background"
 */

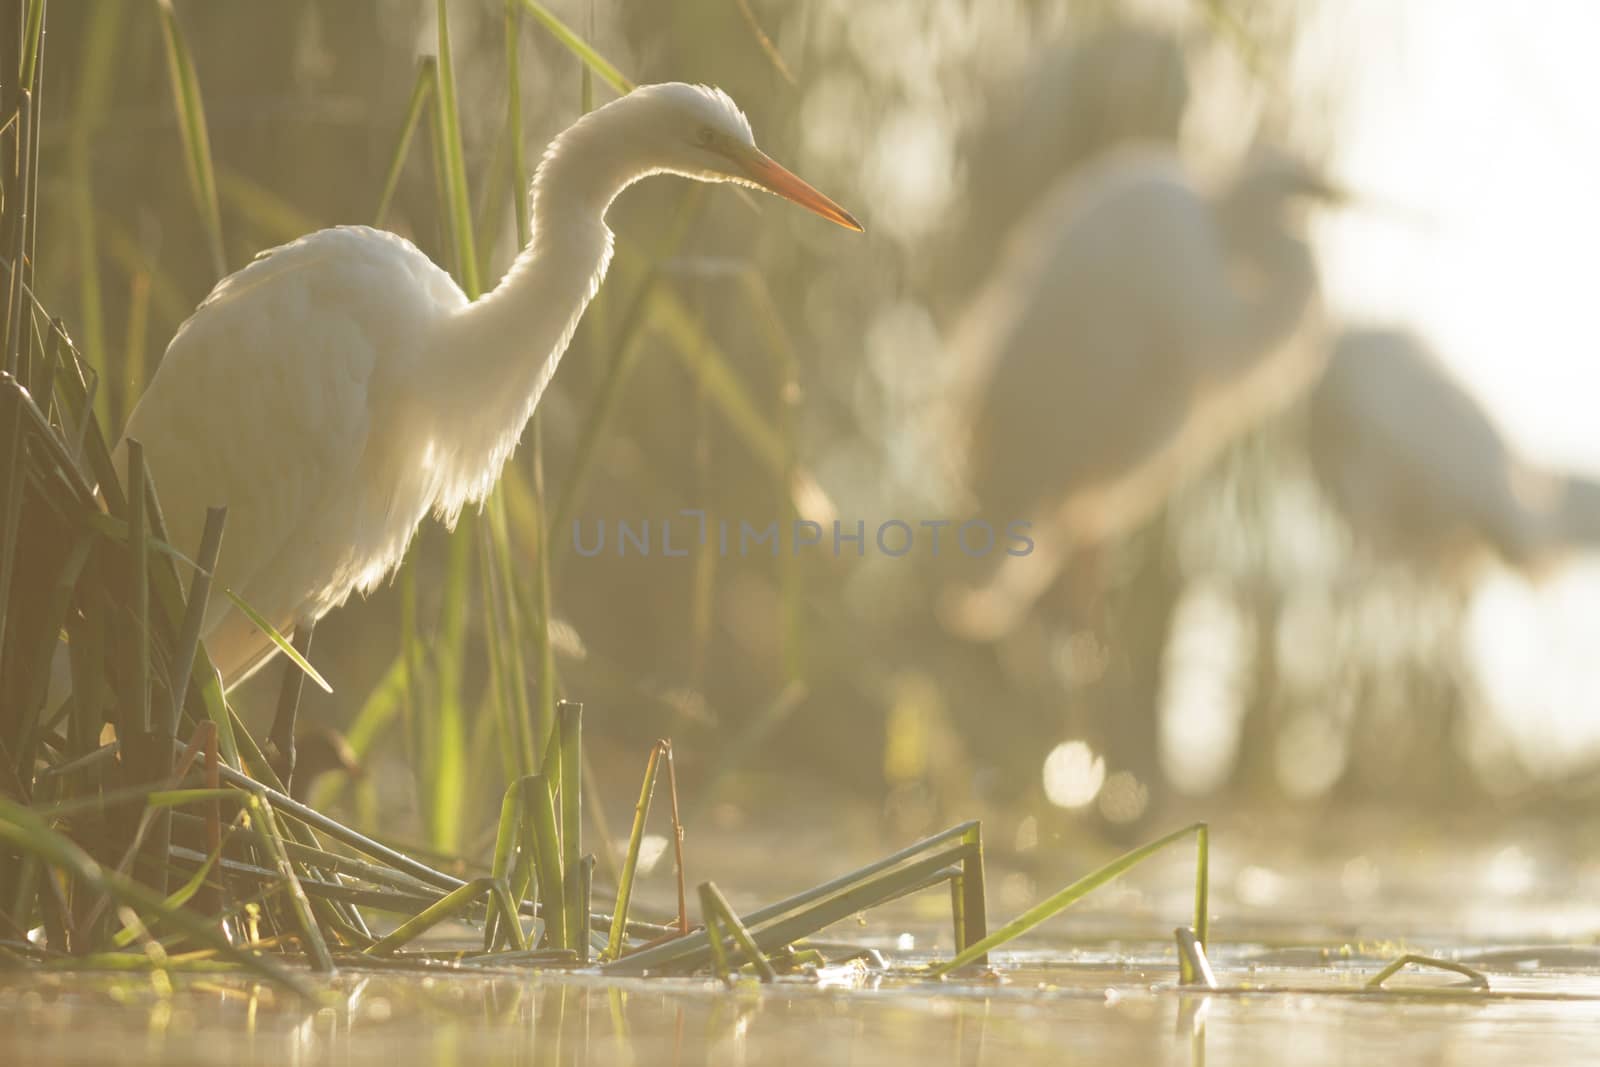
xmin=887 ymin=18 xmax=1348 ymax=833
xmin=943 ymin=145 xmax=1339 ymax=642
xmin=935 ymin=21 xmax=1191 ymax=305
xmin=1309 ymin=327 xmax=1600 ymax=574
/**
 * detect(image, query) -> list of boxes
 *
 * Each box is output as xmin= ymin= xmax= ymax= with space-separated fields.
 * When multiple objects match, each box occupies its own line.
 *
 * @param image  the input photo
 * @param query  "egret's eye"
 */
xmin=695 ymin=125 xmax=716 ymax=148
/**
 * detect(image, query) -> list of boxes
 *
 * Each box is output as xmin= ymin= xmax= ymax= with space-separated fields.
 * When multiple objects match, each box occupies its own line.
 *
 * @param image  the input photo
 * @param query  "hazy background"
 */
xmin=29 ymin=0 xmax=1600 ymax=879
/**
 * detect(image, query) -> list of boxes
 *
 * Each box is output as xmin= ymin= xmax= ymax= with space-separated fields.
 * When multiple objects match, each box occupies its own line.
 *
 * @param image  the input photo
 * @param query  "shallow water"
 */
xmin=6 ymin=817 xmax=1600 ymax=1065
xmin=6 ymin=935 xmax=1600 ymax=1066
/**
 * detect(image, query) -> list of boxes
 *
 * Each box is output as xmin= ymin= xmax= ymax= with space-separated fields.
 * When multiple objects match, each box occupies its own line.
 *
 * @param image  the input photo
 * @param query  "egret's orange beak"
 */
xmin=737 ymin=148 xmax=864 ymax=232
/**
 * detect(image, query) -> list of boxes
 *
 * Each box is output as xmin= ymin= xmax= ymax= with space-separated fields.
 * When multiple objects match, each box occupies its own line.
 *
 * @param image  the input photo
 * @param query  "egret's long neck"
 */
xmin=1209 ymin=188 xmax=1320 ymax=380
xmin=422 ymin=103 xmax=649 ymax=521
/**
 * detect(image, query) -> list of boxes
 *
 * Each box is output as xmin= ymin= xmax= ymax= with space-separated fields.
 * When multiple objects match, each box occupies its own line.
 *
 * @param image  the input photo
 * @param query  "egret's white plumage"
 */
xmin=113 ymin=82 xmax=860 ymax=688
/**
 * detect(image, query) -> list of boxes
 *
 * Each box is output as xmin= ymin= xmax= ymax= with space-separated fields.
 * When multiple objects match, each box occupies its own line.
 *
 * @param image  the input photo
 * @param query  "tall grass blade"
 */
xmin=417 ymin=0 xmax=482 ymax=850
xmin=503 ymin=1 xmax=532 ymax=251
xmin=69 ymin=0 xmax=122 ymax=431
xmin=217 ymin=166 xmax=322 ymax=244
xmin=516 ymin=0 xmax=634 ymax=95
xmin=431 ymin=0 xmax=479 ymax=298
xmin=220 ymin=587 xmax=331 ymax=694
xmin=734 ymin=0 xmax=797 ymax=86
xmin=154 ymin=0 xmax=226 ymax=277
xmin=395 ymin=566 xmax=425 ymax=830
xmin=18 ymin=0 xmax=45 ymax=92
xmin=375 ymin=58 xmax=438 ymax=229
xmin=487 ymin=494 xmax=537 ymax=771
xmin=165 ymin=506 xmax=225 ymax=734
xmin=649 ymin=286 xmax=787 ymax=476
xmin=424 ymin=527 xmax=470 ymax=852
xmin=556 ymin=706 xmax=581 ymax=860
xmin=125 ymin=439 xmax=150 ymax=734
xmin=4 ymin=2 xmax=43 ymax=385
xmin=477 ymin=516 xmax=528 ymax=782
xmin=557 ymin=700 xmax=582 ymax=942
xmin=503 ymin=2 xmax=559 ymax=763
xmin=306 ymin=655 xmax=406 ymax=811
xmin=0 ymin=389 xmax=28 ymax=696
xmin=579 ymin=1 xmax=595 ymax=114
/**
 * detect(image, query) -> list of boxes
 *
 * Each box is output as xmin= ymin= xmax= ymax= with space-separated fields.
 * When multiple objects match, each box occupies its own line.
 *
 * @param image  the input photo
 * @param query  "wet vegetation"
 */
xmin=4 ymin=2 xmax=1600 ymax=1065
xmin=0 ymin=0 xmax=1224 ymax=996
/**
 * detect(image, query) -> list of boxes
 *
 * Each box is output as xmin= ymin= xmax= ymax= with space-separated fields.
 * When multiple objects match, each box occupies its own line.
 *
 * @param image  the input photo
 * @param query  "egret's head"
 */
xmin=629 ymin=83 xmax=863 ymax=231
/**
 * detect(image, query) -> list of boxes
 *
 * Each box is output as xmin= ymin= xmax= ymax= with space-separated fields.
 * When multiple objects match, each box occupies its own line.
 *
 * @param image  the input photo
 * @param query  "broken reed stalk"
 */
xmin=699 ymin=881 xmax=776 ymax=982
xmin=250 ymin=796 xmax=335 ymax=972
xmin=663 ymin=741 xmax=689 ymax=933
xmin=523 ymin=772 xmax=566 ymax=950
xmin=557 ymin=700 xmax=583 ymax=948
xmin=929 ymin=821 xmax=1208 ymax=978
xmin=606 ymin=739 xmax=665 ymax=960
xmin=486 ymin=778 xmax=524 ymax=951
xmin=1366 ymin=954 xmax=1489 ymax=992
xmin=608 ymin=822 xmax=984 ymax=976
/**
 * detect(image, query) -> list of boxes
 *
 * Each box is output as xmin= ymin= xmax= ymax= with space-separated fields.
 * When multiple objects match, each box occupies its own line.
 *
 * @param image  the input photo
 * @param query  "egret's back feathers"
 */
xmin=119 ymin=226 xmax=470 ymax=680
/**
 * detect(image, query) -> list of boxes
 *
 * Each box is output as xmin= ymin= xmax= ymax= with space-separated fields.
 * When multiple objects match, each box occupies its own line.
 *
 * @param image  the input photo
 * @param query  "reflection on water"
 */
xmin=7 ymin=938 xmax=1600 ymax=1067
xmin=13 ymin=821 xmax=1598 ymax=1065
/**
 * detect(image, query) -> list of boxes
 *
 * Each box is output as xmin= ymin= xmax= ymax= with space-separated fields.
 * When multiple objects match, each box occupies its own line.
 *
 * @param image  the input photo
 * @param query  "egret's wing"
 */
xmin=118 ymin=226 xmax=463 ymax=683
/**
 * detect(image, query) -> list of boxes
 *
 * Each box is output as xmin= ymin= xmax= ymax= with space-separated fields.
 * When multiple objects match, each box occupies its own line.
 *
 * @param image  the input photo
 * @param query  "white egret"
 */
xmin=942 ymin=146 xmax=1338 ymax=642
xmin=112 ymin=83 xmax=861 ymax=784
xmin=1309 ymin=327 xmax=1600 ymax=570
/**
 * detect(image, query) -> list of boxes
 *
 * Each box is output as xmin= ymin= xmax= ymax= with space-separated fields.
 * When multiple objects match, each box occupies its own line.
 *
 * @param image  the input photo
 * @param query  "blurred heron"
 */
xmin=942 ymin=144 xmax=1340 ymax=641
xmin=938 ymin=21 xmax=1190 ymax=302
xmin=1309 ymin=327 xmax=1600 ymax=571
